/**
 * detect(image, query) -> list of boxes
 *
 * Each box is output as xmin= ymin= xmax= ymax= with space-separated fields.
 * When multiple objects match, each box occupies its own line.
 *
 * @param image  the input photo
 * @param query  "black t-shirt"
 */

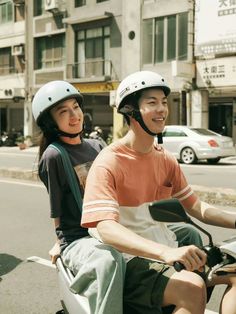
xmin=39 ymin=138 xmax=104 ymax=252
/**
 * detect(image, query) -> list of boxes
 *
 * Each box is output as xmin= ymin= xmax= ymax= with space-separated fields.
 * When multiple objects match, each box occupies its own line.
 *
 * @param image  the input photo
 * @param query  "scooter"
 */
xmin=55 ymin=198 xmax=236 ymax=313
xmin=88 ymin=126 xmax=107 ymax=146
xmin=56 ymin=257 xmax=90 ymax=314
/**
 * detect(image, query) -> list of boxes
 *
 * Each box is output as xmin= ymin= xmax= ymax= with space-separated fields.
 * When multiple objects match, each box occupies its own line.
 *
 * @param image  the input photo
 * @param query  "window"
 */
xmin=163 ymin=130 xmax=187 ymax=137
xmin=35 ymin=34 xmax=65 ymax=69
xmin=167 ymin=15 xmax=176 ymax=60
xmin=155 ymin=18 xmax=164 ymax=63
xmin=75 ymin=26 xmax=110 ymax=78
xmin=34 ymin=0 xmax=44 ymax=16
xmin=178 ymin=12 xmax=188 ymax=60
xmin=0 ymin=47 xmax=14 ymax=75
xmin=0 ymin=1 xmax=13 ymax=24
xmin=75 ymin=0 xmax=86 ymax=7
xmin=142 ymin=12 xmax=188 ymax=64
xmin=142 ymin=19 xmax=153 ymax=64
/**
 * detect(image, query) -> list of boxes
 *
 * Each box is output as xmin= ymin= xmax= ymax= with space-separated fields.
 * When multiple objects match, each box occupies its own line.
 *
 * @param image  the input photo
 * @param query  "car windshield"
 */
xmin=190 ymin=128 xmax=219 ymax=136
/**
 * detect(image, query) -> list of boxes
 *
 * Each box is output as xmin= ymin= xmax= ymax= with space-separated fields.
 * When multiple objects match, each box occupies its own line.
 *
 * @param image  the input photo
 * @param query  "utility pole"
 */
xmin=23 ymin=0 xmax=33 ymax=138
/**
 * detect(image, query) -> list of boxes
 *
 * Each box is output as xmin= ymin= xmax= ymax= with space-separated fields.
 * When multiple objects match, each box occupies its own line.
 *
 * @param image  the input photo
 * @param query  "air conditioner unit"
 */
xmin=3 ymin=88 xmax=25 ymax=99
xmin=11 ymin=45 xmax=24 ymax=56
xmin=45 ymin=0 xmax=59 ymax=13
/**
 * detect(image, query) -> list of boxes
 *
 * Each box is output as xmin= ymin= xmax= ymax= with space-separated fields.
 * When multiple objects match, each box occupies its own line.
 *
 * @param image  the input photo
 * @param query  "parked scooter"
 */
xmin=0 ymin=130 xmax=22 ymax=147
xmin=55 ymin=199 xmax=236 ymax=313
xmin=0 ymin=132 xmax=15 ymax=146
xmin=88 ymin=126 xmax=107 ymax=146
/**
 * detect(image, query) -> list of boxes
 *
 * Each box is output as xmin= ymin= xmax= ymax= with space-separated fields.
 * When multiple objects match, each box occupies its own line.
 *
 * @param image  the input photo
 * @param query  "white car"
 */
xmin=161 ymin=125 xmax=236 ymax=164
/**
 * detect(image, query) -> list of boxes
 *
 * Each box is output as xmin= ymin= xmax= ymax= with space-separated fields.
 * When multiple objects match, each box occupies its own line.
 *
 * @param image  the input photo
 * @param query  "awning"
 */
xmin=63 ymin=12 xmax=112 ymax=25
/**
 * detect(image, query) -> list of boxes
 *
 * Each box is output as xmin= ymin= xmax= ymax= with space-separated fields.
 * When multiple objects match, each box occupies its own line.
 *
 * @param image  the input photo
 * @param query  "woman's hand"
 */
xmin=49 ymin=242 xmax=61 ymax=264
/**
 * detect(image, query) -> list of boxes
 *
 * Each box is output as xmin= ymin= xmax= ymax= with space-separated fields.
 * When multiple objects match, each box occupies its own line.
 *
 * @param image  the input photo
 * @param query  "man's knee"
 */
xmin=164 ymin=272 xmax=207 ymax=307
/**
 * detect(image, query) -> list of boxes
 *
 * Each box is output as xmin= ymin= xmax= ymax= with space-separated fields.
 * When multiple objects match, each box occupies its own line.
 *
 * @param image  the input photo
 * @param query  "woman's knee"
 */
xmin=97 ymin=244 xmax=126 ymax=271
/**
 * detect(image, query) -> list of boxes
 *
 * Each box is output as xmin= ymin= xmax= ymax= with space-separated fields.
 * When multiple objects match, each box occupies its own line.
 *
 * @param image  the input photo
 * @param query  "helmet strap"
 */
xmin=57 ymin=129 xmax=82 ymax=138
xmin=57 ymin=123 xmax=85 ymax=138
xmin=157 ymin=133 xmax=163 ymax=144
xmin=131 ymin=110 xmax=162 ymax=139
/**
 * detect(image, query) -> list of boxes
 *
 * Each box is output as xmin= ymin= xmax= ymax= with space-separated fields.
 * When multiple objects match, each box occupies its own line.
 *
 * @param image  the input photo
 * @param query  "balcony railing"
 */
xmin=0 ymin=66 xmax=23 ymax=76
xmin=67 ymin=59 xmax=117 ymax=80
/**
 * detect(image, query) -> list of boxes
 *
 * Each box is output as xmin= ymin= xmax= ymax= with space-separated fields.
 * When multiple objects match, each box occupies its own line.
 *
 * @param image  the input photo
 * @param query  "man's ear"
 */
xmin=119 ymin=104 xmax=134 ymax=115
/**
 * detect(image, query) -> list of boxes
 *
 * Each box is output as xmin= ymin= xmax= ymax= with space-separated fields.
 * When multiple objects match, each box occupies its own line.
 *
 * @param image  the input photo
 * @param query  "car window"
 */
xmin=191 ymin=128 xmax=219 ymax=136
xmin=163 ymin=130 xmax=187 ymax=137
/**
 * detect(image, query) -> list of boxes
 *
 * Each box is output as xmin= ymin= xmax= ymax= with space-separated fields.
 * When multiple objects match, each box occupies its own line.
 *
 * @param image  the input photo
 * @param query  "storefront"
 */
xmin=73 ymin=81 xmax=119 ymax=140
xmin=196 ymin=56 xmax=236 ymax=142
xmin=194 ymin=0 xmax=236 ymax=142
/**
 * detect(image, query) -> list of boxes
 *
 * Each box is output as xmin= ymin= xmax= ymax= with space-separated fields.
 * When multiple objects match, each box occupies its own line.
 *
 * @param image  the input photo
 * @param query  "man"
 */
xmin=82 ymin=71 xmax=236 ymax=314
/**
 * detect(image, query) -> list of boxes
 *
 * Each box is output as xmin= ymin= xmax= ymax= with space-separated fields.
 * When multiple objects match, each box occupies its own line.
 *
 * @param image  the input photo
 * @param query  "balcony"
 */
xmin=66 ymin=59 xmax=117 ymax=82
xmin=0 ymin=66 xmax=23 ymax=76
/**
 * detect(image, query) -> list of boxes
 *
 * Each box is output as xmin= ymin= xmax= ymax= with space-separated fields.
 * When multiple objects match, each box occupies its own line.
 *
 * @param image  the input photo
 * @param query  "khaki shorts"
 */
xmin=123 ymin=257 xmax=175 ymax=314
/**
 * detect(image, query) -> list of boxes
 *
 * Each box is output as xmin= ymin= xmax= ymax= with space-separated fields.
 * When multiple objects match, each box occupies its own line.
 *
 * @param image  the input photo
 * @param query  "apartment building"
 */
xmin=0 ymin=0 xmax=25 ymax=136
xmin=0 ymin=0 xmax=236 ymax=142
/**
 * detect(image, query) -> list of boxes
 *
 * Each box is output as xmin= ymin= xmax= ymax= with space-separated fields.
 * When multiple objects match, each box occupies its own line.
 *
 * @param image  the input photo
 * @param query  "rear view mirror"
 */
xmin=149 ymin=198 xmax=213 ymax=246
xmin=149 ymin=198 xmax=190 ymax=223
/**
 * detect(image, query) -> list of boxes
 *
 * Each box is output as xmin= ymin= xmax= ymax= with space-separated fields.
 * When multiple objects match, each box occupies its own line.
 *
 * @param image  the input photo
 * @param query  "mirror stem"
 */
xmin=187 ymin=218 xmax=213 ymax=246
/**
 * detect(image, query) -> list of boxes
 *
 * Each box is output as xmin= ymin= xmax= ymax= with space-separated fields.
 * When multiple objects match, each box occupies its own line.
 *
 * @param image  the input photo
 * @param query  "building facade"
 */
xmin=0 ymin=0 xmax=236 ymax=142
xmin=194 ymin=0 xmax=236 ymax=140
xmin=0 ymin=0 xmax=25 ymax=138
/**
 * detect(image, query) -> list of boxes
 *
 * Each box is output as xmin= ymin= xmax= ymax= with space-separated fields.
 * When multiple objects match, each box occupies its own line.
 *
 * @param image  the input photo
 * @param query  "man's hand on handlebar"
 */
xmin=49 ymin=242 xmax=61 ymax=264
xmin=162 ymin=245 xmax=207 ymax=272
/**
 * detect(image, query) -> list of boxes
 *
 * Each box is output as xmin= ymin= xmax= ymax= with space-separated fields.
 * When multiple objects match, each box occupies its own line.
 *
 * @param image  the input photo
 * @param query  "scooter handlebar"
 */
xmin=173 ymin=245 xmax=223 ymax=272
xmin=174 ymin=261 xmax=185 ymax=272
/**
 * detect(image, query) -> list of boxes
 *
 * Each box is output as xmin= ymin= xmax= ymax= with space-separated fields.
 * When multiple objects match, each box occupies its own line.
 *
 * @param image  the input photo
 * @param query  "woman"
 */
xmin=32 ymin=80 xmax=126 ymax=314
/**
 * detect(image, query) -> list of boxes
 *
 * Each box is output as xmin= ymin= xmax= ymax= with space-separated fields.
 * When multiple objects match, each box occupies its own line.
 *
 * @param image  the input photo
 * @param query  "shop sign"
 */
xmin=73 ymin=81 xmax=119 ymax=94
xmin=195 ymin=0 xmax=236 ymax=56
xmin=196 ymin=56 xmax=236 ymax=87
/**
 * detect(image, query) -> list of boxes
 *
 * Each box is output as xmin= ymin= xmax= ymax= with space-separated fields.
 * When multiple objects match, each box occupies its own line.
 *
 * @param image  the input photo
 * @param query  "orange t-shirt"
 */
xmin=82 ymin=142 xmax=198 ymax=248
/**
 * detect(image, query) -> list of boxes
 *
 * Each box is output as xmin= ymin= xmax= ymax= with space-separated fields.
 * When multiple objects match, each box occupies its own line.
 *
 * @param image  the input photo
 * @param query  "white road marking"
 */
xmin=0 ymin=178 xmax=43 ymax=188
xmin=27 ymin=256 xmax=56 ymax=269
xmin=181 ymin=163 xmax=236 ymax=169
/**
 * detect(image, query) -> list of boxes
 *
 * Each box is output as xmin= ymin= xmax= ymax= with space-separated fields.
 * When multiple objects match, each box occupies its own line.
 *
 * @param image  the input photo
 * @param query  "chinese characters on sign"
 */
xmin=196 ymin=57 xmax=236 ymax=87
xmin=202 ymin=65 xmax=225 ymax=80
xmin=218 ymin=0 xmax=236 ymax=16
xmin=195 ymin=0 xmax=236 ymax=56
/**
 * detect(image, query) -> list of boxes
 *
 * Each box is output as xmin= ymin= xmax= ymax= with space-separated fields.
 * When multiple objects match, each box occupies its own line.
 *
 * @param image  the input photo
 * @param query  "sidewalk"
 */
xmin=1 ymin=146 xmax=236 ymax=206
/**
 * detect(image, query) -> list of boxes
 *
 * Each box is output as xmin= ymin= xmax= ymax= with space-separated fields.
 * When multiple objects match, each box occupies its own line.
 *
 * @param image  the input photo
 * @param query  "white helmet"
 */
xmin=115 ymin=70 xmax=171 ymax=112
xmin=32 ymin=80 xmax=83 ymax=126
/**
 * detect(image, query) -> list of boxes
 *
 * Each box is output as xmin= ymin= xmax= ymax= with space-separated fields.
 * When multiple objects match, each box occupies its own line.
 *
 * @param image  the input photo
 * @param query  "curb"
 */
xmin=0 ymin=168 xmax=39 ymax=182
xmin=1 ymin=168 xmax=236 ymax=206
xmin=191 ymin=184 xmax=236 ymax=206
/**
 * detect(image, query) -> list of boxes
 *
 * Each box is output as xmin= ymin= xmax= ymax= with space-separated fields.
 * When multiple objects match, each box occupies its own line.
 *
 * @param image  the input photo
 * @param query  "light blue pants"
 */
xmin=168 ymin=223 xmax=203 ymax=247
xmin=62 ymin=237 xmax=126 ymax=314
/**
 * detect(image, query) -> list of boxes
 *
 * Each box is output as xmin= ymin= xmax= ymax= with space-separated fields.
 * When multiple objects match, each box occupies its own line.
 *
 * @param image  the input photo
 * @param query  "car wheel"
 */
xmin=207 ymin=157 xmax=221 ymax=164
xmin=180 ymin=147 xmax=197 ymax=164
